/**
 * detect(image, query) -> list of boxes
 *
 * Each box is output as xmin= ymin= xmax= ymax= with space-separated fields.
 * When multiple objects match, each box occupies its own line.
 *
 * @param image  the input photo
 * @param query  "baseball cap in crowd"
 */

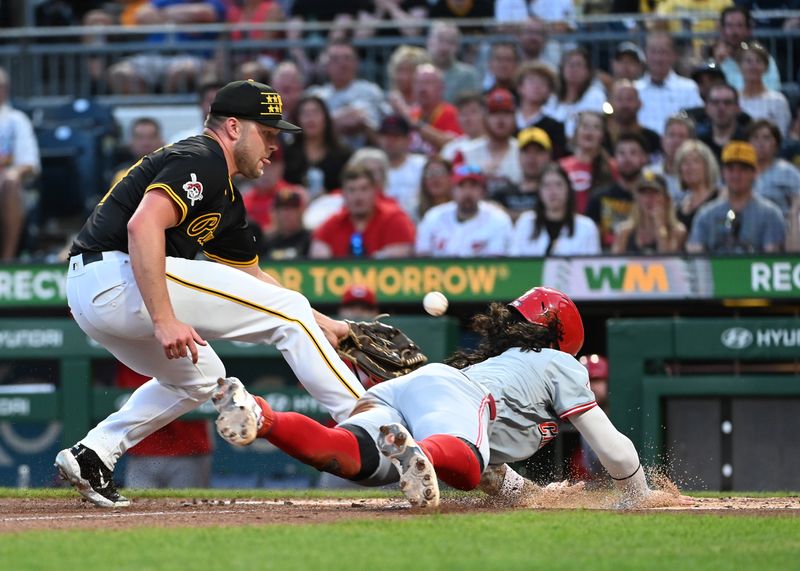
xmin=210 ymin=79 xmax=302 ymax=133
xmin=721 ymin=141 xmax=757 ymax=169
xmin=614 ymin=41 xmax=645 ymax=63
xmin=579 ymin=354 xmax=609 ymax=380
xmin=634 ymin=170 xmax=668 ymax=194
xmin=379 ymin=114 xmax=411 ymax=136
xmin=517 ymin=127 xmax=552 ymax=152
xmin=341 ymin=284 xmax=378 ymax=309
xmin=273 ymin=186 xmax=305 ymax=209
xmin=452 ymin=163 xmax=486 ymax=185
xmin=690 ymin=60 xmax=725 ymax=83
xmin=485 ymin=88 xmax=516 ymax=113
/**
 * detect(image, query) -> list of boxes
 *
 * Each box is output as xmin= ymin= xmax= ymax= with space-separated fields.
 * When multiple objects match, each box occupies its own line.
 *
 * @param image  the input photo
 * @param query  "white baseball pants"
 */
xmin=66 ymin=251 xmax=364 ymax=469
xmin=340 ymin=363 xmax=494 ymax=486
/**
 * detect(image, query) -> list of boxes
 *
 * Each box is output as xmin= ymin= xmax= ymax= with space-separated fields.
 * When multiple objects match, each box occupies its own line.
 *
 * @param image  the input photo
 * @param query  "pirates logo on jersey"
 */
xmin=187 ymin=213 xmax=221 ymax=245
xmin=183 ymin=173 xmax=204 ymax=206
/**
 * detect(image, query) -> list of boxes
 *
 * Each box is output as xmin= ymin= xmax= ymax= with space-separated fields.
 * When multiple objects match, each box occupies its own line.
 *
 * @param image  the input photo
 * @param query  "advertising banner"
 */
xmin=2 ymin=256 xmax=799 ymax=308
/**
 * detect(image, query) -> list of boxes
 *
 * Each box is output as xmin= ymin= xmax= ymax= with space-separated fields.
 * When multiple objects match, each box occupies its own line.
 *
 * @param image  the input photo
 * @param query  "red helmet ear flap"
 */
xmin=508 ymin=287 xmax=584 ymax=355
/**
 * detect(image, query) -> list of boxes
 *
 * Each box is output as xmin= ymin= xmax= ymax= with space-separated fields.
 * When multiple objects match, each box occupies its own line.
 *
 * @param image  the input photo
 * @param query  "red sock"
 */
xmin=419 ymin=434 xmax=482 ymax=490
xmin=254 ymin=396 xmax=362 ymax=478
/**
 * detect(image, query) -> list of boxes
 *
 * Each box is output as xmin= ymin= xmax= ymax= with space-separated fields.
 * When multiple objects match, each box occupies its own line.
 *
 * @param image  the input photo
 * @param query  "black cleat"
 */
xmin=54 ymin=444 xmax=130 ymax=508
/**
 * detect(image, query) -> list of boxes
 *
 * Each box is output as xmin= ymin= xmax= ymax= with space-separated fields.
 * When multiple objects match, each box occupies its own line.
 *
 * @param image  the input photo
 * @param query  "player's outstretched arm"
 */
xmin=569 ymin=406 xmax=649 ymax=505
xmin=570 ymin=407 xmax=693 ymax=508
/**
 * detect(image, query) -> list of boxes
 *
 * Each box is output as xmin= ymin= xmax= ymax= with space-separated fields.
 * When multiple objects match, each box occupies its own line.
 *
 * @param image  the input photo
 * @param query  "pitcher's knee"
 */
xmin=283 ymin=289 xmax=313 ymax=317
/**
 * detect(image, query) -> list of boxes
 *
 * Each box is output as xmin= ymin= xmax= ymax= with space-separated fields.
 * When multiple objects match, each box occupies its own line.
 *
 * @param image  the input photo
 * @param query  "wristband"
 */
xmin=610 ymin=463 xmax=642 ymax=481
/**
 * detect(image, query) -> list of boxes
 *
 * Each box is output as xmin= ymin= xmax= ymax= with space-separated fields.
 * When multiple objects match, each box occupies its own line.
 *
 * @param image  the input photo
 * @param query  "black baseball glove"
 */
xmin=337 ymin=319 xmax=428 ymax=388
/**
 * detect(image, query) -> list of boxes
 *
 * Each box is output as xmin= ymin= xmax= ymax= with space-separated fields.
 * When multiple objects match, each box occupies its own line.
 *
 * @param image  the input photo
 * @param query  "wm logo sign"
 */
xmin=584 ymin=263 xmax=669 ymax=292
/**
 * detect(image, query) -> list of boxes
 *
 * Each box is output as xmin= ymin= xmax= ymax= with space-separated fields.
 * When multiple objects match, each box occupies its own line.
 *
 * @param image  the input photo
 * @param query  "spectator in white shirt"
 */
xmin=306 ymin=39 xmax=387 ymax=149
xmin=416 ymin=164 xmax=513 ymax=257
xmin=440 ymin=92 xmax=486 ymax=163
xmin=377 ymin=115 xmax=427 ymax=221
xmin=544 ymin=47 xmax=607 ymax=138
xmin=495 ymin=0 xmax=575 ymax=33
xmin=461 ymin=88 xmax=523 ymax=193
xmin=0 ymin=67 xmax=40 ymax=261
xmin=716 ymin=6 xmax=781 ymax=92
xmin=510 ymin=163 xmax=600 ymax=257
xmin=736 ymin=41 xmax=791 ymax=137
xmin=611 ymin=42 xmax=645 ymax=83
xmin=635 ymin=31 xmax=703 ymax=135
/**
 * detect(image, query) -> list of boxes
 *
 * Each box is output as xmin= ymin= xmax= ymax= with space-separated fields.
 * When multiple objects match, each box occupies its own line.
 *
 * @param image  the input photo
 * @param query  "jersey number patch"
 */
xmin=537 ymin=422 xmax=559 ymax=449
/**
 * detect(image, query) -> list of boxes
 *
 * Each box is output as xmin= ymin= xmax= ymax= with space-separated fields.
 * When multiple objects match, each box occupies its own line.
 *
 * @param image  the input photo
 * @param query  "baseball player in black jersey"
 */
xmin=55 ymin=80 xmax=366 ymax=507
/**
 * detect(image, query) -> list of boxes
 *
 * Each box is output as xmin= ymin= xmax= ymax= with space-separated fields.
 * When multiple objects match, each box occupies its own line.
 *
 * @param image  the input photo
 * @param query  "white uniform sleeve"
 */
xmin=546 ymin=352 xmax=597 ymax=419
xmin=569 ymin=406 xmax=649 ymax=501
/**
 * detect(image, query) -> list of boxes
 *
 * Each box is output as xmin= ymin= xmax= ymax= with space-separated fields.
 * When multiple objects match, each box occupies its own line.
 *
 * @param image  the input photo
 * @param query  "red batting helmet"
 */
xmin=508 ymin=287 xmax=584 ymax=356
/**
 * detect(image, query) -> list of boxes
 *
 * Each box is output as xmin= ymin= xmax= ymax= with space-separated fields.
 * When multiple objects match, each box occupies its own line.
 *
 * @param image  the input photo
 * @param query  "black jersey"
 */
xmin=70 ymin=135 xmax=258 ymax=266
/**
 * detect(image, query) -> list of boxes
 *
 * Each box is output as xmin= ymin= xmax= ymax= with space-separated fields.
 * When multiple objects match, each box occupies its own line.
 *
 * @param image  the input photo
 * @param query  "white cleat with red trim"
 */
xmin=211 ymin=377 xmax=263 ymax=446
xmin=377 ymin=423 xmax=440 ymax=508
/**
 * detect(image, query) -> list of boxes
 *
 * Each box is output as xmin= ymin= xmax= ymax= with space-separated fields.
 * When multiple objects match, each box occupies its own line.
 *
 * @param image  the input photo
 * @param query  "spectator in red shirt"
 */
xmin=116 ymin=364 xmax=212 ymax=489
xmin=393 ymin=63 xmax=463 ymax=156
xmin=559 ymin=110 xmax=618 ymax=213
xmin=242 ymin=145 xmax=302 ymax=233
xmin=310 ymin=164 xmax=415 ymax=258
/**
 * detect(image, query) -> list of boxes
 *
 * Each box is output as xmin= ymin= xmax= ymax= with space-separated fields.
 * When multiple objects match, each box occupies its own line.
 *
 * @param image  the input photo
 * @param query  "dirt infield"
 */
xmin=1 ymin=495 xmax=797 ymax=534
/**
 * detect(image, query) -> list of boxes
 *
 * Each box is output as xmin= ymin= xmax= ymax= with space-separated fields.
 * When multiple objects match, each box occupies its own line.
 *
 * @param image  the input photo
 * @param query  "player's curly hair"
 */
xmin=445 ymin=303 xmax=562 ymax=369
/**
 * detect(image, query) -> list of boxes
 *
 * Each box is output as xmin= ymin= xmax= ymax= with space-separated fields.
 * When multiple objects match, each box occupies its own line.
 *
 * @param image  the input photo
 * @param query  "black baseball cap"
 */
xmin=691 ymin=61 xmax=726 ymax=83
xmin=379 ymin=115 xmax=411 ymax=135
xmin=210 ymin=79 xmax=301 ymax=133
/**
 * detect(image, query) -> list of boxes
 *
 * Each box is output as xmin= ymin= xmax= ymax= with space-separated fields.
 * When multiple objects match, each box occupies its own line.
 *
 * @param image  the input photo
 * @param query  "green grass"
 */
xmin=1 ymin=489 xmax=799 ymax=571
xmin=1 ymin=510 xmax=799 ymax=571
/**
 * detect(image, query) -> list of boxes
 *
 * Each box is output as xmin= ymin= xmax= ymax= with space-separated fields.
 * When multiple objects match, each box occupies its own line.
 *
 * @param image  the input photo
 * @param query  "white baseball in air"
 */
xmin=423 ymin=291 xmax=448 ymax=316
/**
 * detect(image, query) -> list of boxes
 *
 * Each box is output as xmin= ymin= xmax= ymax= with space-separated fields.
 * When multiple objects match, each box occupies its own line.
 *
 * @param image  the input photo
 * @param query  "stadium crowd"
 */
xmin=2 ymin=2 xmax=800 ymax=262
